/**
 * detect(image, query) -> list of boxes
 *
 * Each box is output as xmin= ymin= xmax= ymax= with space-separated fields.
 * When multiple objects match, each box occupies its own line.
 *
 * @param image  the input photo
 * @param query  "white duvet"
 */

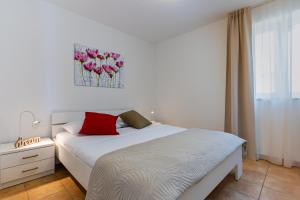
xmin=55 ymin=124 xmax=187 ymax=167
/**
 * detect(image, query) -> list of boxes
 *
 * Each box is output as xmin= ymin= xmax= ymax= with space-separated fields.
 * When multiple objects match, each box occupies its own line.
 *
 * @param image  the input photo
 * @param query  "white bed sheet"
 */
xmin=55 ymin=124 xmax=186 ymax=167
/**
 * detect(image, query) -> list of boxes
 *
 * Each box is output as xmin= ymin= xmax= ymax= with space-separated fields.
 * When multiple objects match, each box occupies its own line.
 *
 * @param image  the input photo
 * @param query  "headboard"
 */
xmin=51 ymin=108 xmax=131 ymax=138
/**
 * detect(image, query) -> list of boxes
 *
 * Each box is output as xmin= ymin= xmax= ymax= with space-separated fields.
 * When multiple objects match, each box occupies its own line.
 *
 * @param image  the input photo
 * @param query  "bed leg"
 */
xmin=234 ymin=161 xmax=243 ymax=181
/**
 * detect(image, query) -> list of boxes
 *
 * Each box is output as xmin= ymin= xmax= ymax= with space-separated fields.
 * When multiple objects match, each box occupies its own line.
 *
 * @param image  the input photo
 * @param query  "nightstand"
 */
xmin=0 ymin=138 xmax=55 ymax=189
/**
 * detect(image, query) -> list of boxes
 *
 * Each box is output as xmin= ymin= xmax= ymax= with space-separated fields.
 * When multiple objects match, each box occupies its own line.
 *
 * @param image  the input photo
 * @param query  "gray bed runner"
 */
xmin=86 ymin=128 xmax=245 ymax=200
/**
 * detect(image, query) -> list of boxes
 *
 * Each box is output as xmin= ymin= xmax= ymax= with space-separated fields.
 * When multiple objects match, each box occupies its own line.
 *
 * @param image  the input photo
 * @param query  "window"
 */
xmin=254 ymin=30 xmax=276 ymax=98
xmin=291 ymin=19 xmax=300 ymax=98
xmin=253 ymin=9 xmax=300 ymax=99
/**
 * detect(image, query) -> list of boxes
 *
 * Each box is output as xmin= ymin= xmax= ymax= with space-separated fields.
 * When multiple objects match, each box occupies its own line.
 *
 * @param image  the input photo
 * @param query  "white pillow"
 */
xmin=116 ymin=117 xmax=128 ymax=128
xmin=62 ymin=118 xmax=127 ymax=134
xmin=62 ymin=121 xmax=83 ymax=134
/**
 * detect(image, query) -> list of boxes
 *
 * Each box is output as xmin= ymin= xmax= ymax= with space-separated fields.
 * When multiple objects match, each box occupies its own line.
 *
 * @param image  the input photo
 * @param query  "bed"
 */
xmin=52 ymin=109 xmax=244 ymax=200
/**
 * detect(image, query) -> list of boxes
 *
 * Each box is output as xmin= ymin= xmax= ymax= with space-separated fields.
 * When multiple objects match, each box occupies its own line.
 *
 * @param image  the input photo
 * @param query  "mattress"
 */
xmin=55 ymin=124 xmax=186 ymax=167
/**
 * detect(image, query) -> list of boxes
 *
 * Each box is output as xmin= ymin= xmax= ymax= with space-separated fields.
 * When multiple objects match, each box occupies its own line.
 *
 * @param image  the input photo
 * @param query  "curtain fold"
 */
xmin=225 ymin=8 xmax=257 ymax=160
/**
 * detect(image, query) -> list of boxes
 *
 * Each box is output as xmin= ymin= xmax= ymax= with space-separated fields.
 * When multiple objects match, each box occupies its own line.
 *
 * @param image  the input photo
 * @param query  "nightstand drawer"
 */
xmin=0 ymin=146 xmax=54 ymax=169
xmin=0 ymin=158 xmax=54 ymax=184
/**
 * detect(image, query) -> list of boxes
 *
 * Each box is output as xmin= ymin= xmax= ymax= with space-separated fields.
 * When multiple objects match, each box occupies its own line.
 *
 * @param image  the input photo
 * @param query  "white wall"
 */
xmin=154 ymin=19 xmax=227 ymax=130
xmin=0 ymin=0 xmax=155 ymax=143
xmin=0 ymin=0 xmax=228 ymax=143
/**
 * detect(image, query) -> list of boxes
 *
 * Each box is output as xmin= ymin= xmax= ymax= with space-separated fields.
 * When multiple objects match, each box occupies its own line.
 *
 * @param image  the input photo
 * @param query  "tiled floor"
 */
xmin=0 ymin=165 xmax=86 ymax=200
xmin=0 ymin=160 xmax=300 ymax=200
xmin=206 ymin=159 xmax=300 ymax=200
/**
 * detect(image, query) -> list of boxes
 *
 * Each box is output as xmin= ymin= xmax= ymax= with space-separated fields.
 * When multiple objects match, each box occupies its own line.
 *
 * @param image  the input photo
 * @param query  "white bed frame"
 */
xmin=52 ymin=109 xmax=243 ymax=200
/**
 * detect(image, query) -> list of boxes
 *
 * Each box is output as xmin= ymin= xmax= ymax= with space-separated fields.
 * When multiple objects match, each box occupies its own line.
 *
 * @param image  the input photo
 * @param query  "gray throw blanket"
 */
xmin=86 ymin=129 xmax=245 ymax=200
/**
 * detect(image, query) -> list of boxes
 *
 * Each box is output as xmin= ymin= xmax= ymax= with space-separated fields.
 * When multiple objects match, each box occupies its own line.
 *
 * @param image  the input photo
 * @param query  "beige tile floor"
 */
xmin=206 ymin=160 xmax=300 ymax=200
xmin=0 ymin=165 xmax=86 ymax=200
xmin=0 ymin=160 xmax=300 ymax=200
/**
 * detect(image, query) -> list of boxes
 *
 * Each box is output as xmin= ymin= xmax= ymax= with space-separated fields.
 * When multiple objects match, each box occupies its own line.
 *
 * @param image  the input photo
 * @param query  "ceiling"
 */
xmin=45 ymin=0 xmax=266 ymax=43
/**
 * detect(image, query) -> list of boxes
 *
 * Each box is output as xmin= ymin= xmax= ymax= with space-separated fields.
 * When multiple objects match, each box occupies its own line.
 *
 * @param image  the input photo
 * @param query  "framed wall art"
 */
xmin=74 ymin=43 xmax=124 ymax=88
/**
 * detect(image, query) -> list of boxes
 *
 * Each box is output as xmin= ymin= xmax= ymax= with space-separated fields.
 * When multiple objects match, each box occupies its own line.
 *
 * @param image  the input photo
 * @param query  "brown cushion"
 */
xmin=119 ymin=110 xmax=152 ymax=129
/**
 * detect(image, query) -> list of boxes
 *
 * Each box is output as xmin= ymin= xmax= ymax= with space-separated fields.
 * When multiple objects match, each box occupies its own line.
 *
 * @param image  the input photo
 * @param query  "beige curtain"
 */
xmin=225 ymin=8 xmax=257 ymax=160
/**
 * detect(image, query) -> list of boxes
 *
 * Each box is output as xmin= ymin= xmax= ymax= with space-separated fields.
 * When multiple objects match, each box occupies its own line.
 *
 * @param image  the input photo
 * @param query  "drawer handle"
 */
xmin=22 ymin=154 xmax=39 ymax=159
xmin=22 ymin=167 xmax=39 ymax=173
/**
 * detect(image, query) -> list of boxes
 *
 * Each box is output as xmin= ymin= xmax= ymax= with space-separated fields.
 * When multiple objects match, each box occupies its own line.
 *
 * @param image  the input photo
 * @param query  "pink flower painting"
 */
xmin=74 ymin=44 xmax=125 ymax=88
xmin=86 ymin=49 xmax=99 ymax=59
xmin=83 ymin=62 xmax=96 ymax=71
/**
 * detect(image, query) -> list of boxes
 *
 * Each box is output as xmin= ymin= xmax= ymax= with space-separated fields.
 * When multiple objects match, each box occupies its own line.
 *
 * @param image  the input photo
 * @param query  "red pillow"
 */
xmin=80 ymin=112 xmax=118 ymax=135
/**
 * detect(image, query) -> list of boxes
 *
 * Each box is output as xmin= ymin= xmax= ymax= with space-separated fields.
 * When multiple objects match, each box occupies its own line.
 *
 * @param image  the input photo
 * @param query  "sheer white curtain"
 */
xmin=252 ymin=0 xmax=300 ymax=167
